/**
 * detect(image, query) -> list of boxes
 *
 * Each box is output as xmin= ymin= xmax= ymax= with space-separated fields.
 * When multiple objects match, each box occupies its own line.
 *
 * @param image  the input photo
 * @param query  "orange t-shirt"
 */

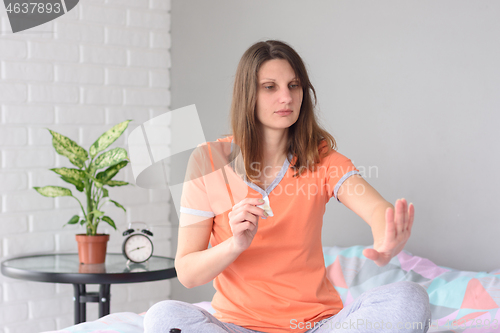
xmin=180 ymin=135 xmax=360 ymax=333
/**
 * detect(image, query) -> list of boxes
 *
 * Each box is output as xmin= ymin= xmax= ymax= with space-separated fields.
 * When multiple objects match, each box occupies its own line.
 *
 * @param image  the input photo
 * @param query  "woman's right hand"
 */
xmin=228 ymin=198 xmax=267 ymax=254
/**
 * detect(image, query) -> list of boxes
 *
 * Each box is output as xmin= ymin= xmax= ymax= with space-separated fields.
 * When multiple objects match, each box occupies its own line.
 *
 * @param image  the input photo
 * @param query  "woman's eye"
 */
xmin=262 ymin=83 xmax=299 ymax=90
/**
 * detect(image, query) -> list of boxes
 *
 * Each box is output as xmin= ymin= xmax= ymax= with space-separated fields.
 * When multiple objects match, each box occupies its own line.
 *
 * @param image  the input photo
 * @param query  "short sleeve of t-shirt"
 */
xmin=322 ymin=145 xmax=361 ymax=203
xmin=179 ymin=144 xmax=215 ymax=218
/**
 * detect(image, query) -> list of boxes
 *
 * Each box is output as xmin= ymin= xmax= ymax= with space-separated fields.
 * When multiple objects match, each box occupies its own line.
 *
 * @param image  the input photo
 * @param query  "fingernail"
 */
xmin=259 ymin=199 xmax=265 ymax=203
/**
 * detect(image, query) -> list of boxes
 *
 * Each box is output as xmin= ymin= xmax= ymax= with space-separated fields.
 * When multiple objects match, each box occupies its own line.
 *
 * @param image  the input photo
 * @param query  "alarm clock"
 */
xmin=122 ymin=222 xmax=154 ymax=263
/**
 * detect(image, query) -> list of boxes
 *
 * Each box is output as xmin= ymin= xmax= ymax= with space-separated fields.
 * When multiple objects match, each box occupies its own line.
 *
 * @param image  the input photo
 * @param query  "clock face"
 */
xmin=123 ymin=234 xmax=153 ymax=263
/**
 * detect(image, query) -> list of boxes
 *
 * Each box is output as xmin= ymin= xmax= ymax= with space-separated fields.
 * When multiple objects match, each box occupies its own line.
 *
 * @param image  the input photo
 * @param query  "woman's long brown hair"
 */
xmin=225 ymin=40 xmax=337 ymax=187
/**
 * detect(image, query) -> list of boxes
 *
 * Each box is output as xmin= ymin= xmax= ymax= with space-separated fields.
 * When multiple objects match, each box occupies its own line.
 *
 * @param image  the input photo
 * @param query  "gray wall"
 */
xmin=169 ymin=0 xmax=500 ymax=303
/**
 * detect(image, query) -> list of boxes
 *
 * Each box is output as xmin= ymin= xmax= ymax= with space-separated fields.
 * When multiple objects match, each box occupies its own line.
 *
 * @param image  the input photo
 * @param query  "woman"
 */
xmin=145 ymin=40 xmax=431 ymax=333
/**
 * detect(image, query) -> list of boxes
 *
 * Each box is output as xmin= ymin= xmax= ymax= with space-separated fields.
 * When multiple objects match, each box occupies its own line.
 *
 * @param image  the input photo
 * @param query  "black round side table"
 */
xmin=1 ymin=253 xmax=176 ymax=324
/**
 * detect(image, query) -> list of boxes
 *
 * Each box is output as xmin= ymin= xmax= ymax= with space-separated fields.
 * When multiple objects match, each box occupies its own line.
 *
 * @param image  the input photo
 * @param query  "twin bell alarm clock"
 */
xmin=122 ymin=222 xmax=154 ymax=263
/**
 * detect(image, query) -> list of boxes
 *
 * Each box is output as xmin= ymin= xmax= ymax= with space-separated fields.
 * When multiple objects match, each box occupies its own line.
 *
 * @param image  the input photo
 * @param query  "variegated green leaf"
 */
xmin=49 ymin=129 xmax=88 ymax=157
xmin=60 ymin=176 xmax=84 ymax=192
xmin=106 ymin=180 xmax=129 ymax=187
xmin=50 ymin=167 xmax=86 ymax=192
xmin=101 ymin=216 xmax=117 ymax=230
xmin=96 ymin=160 xmax=128 ymax=183
xmin=33 ymin=186 xmax=73 ymax=197
xmin=89 ymin=210 xmax=104 ymax=218
xmin=92 ymin=148 xmax=128 ymax=171
xmin=49 ymin=129 xmax=88 ymax=168
xmin=89 ymin=120 xmax=132 ymax=158
xmin=80 ymin=219 xmax=86 ymax=225
xmin=53 ymin=137 xmax=86 ymax=169
xmin=66 ymin=215 xmax=80 ymax=225
xmin=102 ymin=188 xmax=109 ymax=198
xmin=50 ymin=167 xmax=86 ymax=182
xmin=109 ymin=199 xmax=126 ymax=212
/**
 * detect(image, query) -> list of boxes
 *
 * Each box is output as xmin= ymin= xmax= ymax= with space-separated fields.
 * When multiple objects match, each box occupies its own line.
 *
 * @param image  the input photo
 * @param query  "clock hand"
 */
xmin=130 ymin=246 xmax=146 ymax=252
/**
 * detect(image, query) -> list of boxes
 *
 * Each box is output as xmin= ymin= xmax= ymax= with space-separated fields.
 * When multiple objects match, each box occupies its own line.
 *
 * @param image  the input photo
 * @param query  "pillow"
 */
xmin=324 ymin=245 xmax=500 ymax=332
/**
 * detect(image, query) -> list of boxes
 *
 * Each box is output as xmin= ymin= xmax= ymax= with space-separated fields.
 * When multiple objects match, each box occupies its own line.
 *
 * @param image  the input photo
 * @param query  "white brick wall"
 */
xmin=0 ymin=1 xmax=172 ymax=332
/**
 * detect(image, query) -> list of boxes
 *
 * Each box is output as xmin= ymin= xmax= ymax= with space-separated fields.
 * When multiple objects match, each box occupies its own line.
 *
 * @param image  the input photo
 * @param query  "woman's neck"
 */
xmin=261 ymin=130 xmax=288 ymax=166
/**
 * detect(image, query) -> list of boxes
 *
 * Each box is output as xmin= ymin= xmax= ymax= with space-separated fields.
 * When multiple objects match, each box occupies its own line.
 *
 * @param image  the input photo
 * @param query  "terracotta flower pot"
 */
xmin=75 ymin=234 xmax=110 ymax=264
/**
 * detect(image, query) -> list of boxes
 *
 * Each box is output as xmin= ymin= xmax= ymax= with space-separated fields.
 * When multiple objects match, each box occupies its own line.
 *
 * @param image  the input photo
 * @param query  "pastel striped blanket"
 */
xmin=324 ymin=246 xmax=500 ymax=332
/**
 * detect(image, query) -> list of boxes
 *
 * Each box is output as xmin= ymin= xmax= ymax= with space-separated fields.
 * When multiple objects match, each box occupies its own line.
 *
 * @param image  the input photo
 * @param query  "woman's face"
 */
xmin=255 ymin=59 xmax=303 ymax=133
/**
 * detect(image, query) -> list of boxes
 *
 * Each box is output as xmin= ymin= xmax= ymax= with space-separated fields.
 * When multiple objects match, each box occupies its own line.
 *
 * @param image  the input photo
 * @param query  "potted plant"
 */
xmin=34 ymin=120 xmax=133 ymax=264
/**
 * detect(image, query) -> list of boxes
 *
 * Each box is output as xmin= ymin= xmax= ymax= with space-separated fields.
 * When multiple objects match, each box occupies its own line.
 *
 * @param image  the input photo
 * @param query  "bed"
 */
xmin=44 ymin=245 xmax=500 ymax=333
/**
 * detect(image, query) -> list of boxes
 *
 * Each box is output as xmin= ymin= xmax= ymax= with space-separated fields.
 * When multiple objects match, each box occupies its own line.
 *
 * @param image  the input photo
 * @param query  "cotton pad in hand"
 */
xmin=257 ymin=196 xmax=274 ymax=217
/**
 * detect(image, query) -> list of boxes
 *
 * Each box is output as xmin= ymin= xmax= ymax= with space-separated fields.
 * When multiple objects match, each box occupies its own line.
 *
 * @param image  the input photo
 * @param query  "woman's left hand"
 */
xmin=362 ymin=198 xmax=414 ymax=267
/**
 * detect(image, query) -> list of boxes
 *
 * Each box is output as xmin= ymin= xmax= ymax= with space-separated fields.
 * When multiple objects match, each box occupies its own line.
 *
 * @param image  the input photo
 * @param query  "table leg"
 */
xmin=98 ymin=284 xmax=111 ymax=318
xmin=73 ymin=284 xmax=87 ymax=324
xmin=79 ymin=285 xmax=87 ymax=321
xmin=72 ymin=283 xmax=110 ymax=324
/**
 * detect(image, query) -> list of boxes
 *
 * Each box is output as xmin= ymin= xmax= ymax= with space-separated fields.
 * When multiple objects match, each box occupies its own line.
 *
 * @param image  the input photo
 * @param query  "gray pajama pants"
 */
xmin=144 ymin=281 xmax=431 ymax=333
